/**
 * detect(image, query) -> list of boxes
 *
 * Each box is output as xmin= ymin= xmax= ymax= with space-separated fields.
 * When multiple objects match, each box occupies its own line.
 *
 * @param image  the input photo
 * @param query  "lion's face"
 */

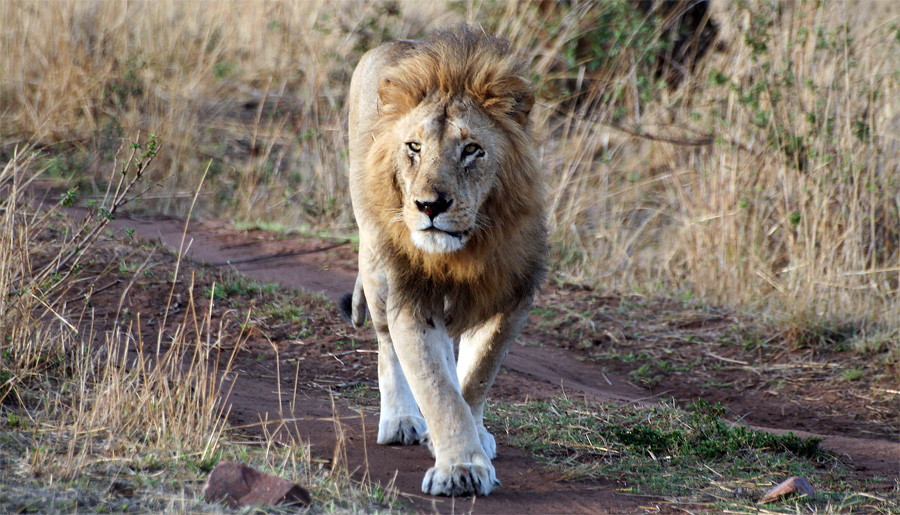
xmin=393 ymin=96 xmax=503 ymax=254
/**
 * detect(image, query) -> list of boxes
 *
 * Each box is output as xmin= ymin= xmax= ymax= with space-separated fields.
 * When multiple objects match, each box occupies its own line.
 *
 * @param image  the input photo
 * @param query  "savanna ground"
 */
xmin=2 ymin=0 xmax=899 ymax=513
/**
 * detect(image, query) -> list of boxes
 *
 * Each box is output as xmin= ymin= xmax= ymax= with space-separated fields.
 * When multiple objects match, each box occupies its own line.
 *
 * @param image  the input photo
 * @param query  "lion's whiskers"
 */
xmin=386 ymin=208 xmax=405 ymax=225
xmin=472 ymin=211 xmax=493 ymax=233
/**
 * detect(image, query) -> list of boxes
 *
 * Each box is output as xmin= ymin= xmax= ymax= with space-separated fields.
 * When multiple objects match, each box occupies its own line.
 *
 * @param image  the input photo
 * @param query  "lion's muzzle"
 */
xmin=414 ymin=192 xmax=453 ymax=219
xmin=408 ymin=188 xmax=470 ymax=253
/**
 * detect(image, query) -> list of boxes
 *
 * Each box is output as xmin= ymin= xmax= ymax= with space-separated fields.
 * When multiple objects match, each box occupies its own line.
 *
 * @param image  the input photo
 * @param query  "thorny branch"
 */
xmin=14 ymin=135 xmax=161 ymax=309
xmin=53 ymin=134 xmax=159 ymax=276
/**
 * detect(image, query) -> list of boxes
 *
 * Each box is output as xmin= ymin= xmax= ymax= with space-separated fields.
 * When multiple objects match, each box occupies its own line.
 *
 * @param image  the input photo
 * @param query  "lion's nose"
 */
xmin=414 ymin=192 xmax=453 ymax=220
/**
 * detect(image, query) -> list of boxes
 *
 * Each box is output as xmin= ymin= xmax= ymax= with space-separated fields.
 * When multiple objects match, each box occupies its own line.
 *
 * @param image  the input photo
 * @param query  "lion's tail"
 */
xmin=338 ymin=274 xmax=367 ymax=328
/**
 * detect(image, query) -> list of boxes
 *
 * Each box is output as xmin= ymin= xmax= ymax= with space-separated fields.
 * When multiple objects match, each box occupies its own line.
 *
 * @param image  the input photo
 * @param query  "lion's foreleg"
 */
xmin=387 ymin=302 xmax=498 ymax=497
xmin=457 ymin=305 xmax=530 ymax=459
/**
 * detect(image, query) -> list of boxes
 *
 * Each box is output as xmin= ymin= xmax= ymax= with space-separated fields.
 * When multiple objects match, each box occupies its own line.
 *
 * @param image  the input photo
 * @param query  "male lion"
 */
xmin=341 ymin=25 xmax=547 ymax=497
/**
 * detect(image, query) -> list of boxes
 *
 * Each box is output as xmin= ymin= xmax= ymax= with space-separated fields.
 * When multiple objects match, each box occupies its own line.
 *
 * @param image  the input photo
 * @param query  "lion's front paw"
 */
xmin=421 ymin=462 xmax=499 ymax=497
xmin=476 ymin=425 xmax=497 ymax=459
xmin=377 ymin=415 xmax=428 ymax=445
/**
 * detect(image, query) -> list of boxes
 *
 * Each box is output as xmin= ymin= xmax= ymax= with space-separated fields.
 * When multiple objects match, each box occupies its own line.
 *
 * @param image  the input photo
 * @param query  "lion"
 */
xmin=340 ymin=25 xmax=547 ymax=497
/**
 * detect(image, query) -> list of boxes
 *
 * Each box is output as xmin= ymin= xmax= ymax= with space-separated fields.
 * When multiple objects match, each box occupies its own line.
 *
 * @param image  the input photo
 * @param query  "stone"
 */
xmin=108 ymin=481 xmax=135 ymax=497
xmin=203 ymin=461 xmax=311 ymax=508
xmin=759 ymin=476 xmax=815 ymax=504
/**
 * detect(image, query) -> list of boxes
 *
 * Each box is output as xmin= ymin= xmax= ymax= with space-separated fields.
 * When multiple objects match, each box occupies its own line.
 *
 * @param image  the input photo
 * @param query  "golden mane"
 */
xmin=375 ymin=27 xmax=535 ymax=129
xmin=360 ymin=25 xmax=547 ymax=335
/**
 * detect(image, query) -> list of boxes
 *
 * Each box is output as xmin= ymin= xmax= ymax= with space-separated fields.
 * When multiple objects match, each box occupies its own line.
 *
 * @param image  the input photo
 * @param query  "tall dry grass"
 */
xmin=1 ymin=0 xmax=448 ymax=228
xmin=1 ymin=1 xmax=897 ymax=362
xmin=0 ymin=147 xmax=233 ymax=510
xmin=491 ymin=1 xmax=900 ymax=356
xmin=0 ymin=146 xmax=400 ymax=511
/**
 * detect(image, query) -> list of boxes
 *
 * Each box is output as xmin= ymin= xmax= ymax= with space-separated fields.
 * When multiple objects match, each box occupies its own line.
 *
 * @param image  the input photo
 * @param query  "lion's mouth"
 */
xmin=423 ymin=226 xmax=465 ymax=239
xmin=411 ymin=225 xmax=469 ymax=254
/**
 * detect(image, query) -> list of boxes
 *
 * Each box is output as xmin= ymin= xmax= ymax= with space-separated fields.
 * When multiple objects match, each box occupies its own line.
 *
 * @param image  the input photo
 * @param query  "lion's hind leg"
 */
xmin=374 ymin=317 xmax=428 ymax=445
xmin=375 ymin=328 xmax=428 ymax=446
xmin=354 ymin=246 xmax=428 ymax=446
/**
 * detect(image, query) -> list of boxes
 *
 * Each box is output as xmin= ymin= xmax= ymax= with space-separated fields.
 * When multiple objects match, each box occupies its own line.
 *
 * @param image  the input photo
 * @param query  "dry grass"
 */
xmin=1 ymin=0 xmax=446 ymax=229
xmin=4 ymin=0 xmax=896 ymax=355
xmin=489 ymin=1 xmax=900 ymax=349
xmin=0 ymin=147 xmax=223 ymax=511
xmin=0 ymin=147 xmax=398 ymax=512
xmin=0 ymin=2 xmax=897 ymax=507
xmin=1 ymin=0 xmax=896 ymax=414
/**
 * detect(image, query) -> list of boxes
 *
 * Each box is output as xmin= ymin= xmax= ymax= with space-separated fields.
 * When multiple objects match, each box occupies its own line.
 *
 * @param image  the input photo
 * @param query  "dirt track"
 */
xmin=82 ymin=209 xmax=898 ymax=513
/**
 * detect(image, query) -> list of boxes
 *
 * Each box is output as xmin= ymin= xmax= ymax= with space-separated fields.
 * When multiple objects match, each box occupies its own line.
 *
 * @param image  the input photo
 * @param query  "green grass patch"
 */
xmin=205 ymin=275 xmax=281 ymax=302
xmin=487 ymin=396 xmax=897 ymax=511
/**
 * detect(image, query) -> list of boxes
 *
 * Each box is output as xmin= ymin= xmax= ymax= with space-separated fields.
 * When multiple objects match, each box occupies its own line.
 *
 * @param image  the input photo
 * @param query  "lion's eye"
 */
xmin=407 ymin=142 xmax=422 ymax=153
xmin=462 ymin=143 xmax=481 ymax=156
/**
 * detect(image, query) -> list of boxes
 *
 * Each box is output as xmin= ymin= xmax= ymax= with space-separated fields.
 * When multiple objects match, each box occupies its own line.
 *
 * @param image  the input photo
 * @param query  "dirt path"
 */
xmin=86 ymin=210 xmax=898 ymax=512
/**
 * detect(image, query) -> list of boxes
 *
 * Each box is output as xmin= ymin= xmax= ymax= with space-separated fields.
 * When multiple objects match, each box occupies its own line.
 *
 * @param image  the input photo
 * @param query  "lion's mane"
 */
xmin=360 ymin=26 xmax=547 ymax=336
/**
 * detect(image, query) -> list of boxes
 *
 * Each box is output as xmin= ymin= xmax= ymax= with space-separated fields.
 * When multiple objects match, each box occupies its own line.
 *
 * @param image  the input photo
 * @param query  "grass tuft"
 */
xmin=613 ymin=399 xmax=822 ymax=461
xmin=488 ymin=395 xmax=896 ymax=511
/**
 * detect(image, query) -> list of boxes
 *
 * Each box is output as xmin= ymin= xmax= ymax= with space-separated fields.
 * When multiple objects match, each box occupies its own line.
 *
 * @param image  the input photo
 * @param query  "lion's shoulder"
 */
xmin=348 ymin=39 xmax=418 ymax=152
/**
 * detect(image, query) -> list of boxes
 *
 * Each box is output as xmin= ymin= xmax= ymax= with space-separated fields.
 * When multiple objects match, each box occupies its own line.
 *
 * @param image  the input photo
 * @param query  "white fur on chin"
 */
xmin=411 ymin=230 xmax=466 ymax=254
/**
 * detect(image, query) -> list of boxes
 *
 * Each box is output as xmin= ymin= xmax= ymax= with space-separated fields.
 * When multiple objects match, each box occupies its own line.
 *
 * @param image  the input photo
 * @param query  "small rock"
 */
xmin=759 ymin=476 xmax=815 ymax=504
xmin=203 ymin=461 xmax=311 ymax=508
xmin=108 ymin=481 xmax=135 ymax=497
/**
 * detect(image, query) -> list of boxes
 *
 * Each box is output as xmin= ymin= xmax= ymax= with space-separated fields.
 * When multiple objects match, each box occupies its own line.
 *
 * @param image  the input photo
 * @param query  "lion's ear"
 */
xmin=482 ymin=75 xmax=534 ymax=126
xmin=378 ymin=77 xmax=399 ymax=105
xmin=379 ymin=77 xmax=419 ymax=114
